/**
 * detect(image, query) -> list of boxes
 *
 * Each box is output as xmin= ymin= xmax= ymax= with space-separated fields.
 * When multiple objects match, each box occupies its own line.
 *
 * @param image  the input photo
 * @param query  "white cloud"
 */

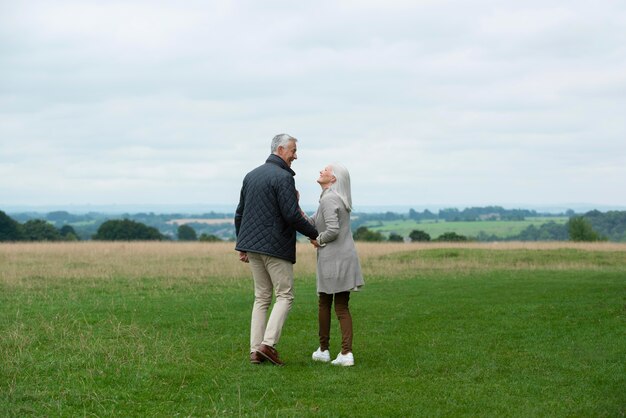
xmin=1 ymin=0 xmax=626 ymax=209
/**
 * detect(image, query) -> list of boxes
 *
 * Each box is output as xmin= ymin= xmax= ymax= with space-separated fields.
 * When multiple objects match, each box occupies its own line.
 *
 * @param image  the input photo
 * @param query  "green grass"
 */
xmin=364 ymin=217 xmax=568 ymax=239
xmin=1 ymin=247 xmax=625 ymax=416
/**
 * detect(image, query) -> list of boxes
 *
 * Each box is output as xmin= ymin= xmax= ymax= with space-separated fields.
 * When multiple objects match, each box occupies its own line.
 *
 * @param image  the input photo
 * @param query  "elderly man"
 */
xmin=235 ymin=133 xmax=319 ymax=366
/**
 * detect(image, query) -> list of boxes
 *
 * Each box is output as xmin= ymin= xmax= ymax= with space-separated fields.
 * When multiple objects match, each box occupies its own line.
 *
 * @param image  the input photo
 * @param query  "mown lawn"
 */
xmin=1 ymin=242 xmax=624 ymax=416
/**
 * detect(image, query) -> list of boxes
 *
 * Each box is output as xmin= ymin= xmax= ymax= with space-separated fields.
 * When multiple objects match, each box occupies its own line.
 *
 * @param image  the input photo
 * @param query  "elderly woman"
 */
xmin=308 ymin=163 xmax=364 ymax=367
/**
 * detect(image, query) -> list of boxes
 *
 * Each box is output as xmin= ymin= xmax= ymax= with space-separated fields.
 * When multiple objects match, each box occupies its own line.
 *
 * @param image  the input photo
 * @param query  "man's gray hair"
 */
xmin=271 ymin=134 xmax=297 ymax=153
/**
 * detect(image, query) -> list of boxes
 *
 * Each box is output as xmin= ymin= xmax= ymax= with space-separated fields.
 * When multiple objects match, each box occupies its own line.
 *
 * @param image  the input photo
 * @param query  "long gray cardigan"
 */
xmin=311 ymin=189 xmax=364 ymax=294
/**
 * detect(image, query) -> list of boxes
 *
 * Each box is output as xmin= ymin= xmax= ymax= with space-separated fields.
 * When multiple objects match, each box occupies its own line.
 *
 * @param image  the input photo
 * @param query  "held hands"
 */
xmin=294 ymin=190 xmax=322 ymax=249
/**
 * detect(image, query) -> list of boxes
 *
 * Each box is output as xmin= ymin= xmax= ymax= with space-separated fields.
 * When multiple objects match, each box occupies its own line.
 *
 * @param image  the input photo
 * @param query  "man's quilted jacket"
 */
xmin=235 ymin=154 xmax=318 ymax=263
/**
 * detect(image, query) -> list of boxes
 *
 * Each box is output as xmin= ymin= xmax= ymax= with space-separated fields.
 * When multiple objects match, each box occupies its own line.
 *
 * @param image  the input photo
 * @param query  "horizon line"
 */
xmin=4 ymin=202 xmax=626 ymax=215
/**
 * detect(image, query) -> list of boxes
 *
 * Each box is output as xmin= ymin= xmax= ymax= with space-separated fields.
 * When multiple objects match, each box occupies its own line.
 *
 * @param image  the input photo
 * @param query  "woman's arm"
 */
xmin=317 ymin=197 xmax=340 ymax=245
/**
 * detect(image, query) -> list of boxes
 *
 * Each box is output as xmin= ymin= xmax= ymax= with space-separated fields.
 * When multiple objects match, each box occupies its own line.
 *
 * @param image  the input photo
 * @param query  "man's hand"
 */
xmin=309 ymin=239 xmax=321 ymax=248
xmin=239 ymin=251 xmax=249 ymax=263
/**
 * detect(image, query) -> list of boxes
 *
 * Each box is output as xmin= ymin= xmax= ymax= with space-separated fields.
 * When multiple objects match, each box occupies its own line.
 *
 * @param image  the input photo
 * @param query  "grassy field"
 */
xmin=1 ymin=242 xmax=625 ymax=416
xmin=363 ymin=217 xmax=569 ymax=239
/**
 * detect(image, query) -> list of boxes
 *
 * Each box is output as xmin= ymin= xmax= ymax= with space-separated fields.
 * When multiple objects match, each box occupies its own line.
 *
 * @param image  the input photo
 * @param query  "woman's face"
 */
xmin=317 ymin=165 xmax=336 ymax=187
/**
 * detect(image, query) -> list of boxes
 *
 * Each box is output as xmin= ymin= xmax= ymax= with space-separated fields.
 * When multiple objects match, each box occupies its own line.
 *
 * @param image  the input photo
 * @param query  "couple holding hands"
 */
xmin=235 ymin=134 xmax=364 ymax=367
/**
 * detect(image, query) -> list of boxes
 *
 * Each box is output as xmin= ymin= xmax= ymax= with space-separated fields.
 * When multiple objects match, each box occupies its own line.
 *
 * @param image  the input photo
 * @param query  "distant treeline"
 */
xmin=0 ymin=211 xmax=224 ymax=242
xmin=2 ymin=207 xmax=626 ymax=242
xmin=7 ymin=210 xmax=235 ymax=241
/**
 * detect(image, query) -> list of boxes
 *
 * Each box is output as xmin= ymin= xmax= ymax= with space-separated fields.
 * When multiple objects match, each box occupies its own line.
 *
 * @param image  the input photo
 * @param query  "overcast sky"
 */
xmin=2 ymin=0 xmax=625 ymax=212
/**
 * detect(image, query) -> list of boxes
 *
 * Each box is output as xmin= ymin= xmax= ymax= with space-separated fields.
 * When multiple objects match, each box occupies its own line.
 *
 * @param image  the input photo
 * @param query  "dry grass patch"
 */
xmin=2 ymin=241 xmax=625 ymax=289
xmin=354 ymin=242 xmax=626 ymax=278
xmin=0 ymin=242 xmax=249 ymax=288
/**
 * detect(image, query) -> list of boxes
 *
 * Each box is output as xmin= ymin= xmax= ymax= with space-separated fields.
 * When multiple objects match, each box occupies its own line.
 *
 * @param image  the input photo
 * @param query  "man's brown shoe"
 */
xmin=250 ymin=351 xmax=265 ymax=364
xmin=257 ymin=344 xmax=284 ymax=366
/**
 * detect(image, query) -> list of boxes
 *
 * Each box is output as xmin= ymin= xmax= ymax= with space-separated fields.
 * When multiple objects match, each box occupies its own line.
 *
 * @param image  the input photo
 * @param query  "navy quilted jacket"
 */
xmin=235 ymin=154 xmax=318 ymax=263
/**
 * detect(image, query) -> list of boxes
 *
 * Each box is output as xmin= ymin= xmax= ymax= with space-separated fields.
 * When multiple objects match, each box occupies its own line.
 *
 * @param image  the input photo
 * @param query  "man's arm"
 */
xmin=276 ymin=177 xmax=318 ymax=240
xmin=235 ymin=181 xmax=249 ymax=261
xmin=234 ymin=182 xmax=245 ymax=236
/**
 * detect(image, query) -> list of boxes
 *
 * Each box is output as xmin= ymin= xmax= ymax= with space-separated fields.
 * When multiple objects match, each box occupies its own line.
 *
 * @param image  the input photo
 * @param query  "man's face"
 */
xmin=277 ymin=141 xmax=298 ymax=167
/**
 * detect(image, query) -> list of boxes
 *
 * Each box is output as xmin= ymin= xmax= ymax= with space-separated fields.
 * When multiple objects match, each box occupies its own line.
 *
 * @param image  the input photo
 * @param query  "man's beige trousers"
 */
xmin=248 ymin=252 xmax=294 ymax=352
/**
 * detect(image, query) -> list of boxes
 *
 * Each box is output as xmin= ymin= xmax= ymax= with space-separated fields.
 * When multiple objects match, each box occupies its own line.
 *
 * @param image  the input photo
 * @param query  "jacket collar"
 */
xmin=266 ymin=154 xmax=296 ymax=176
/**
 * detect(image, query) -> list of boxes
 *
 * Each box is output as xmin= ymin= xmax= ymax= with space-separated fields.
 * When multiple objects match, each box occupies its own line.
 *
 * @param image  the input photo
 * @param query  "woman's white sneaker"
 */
xmin=312 ymin=348 xmax=331 ymax=362
xmin=331 ymin=352 xmax=354 ymax=366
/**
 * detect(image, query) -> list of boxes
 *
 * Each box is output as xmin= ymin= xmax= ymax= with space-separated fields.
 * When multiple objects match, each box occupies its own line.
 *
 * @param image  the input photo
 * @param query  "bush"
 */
xmin=409 ymin=230 xmax=431 ymax=242
xmin=388 ymin=232 xmax=404 ymax=242
xmin=353 ymin=226 xmax=385 ymax=242
xmin=59 ymin=225 xmax=80 ymax=241
xmin=435 ymin=232 xmax=468 ymax=242
xmin=199 ymin=233 xmax=222 ymax=242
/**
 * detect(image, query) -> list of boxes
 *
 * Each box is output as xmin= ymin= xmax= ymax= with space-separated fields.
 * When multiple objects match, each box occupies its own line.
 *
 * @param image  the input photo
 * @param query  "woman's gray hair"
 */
xmin=329 ymin=163 xmax=352 ymax=212
xmin=271 ymin=134 xmax=297 ymax=153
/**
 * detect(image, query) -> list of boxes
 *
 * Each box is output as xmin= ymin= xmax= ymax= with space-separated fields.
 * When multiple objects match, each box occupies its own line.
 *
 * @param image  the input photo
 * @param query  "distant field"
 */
xmin=167 ymin=218 xmax=234 ymax=225
xmin=1 ymin=242 xmax=624 ymax=416
xmin=364 ymin=217 xmax=569 ymax=239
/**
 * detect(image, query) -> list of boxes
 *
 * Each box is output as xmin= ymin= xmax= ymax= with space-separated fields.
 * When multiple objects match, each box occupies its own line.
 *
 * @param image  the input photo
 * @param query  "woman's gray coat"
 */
xmin=311 ymin=189 xmax=364 ymax=294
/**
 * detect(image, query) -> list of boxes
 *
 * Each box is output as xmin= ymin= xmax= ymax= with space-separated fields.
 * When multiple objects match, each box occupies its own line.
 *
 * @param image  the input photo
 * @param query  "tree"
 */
xmin=177 ymin=224 xmax=198 ymax=241
xmin=388 ymin=232 xmax=404 ymax=242
xmin=93 ymin=219 xmax=163 ymax=241
xmin=59 ymin=225 xmax=79 ymax=241
xmin=0 ymin=210 xmax=23 ymax=241
xmin=352 ymin=226 xmax=385 ymax=242
xmin=567 ymin=216 xmax=601 ymax=242
xmin=409 ymin=230 xmax=431 ymax=242
xmin=435 ymin=232 xmax=468 ymax=242
xmin=22 ymin=219 xmax=62 ymax=241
